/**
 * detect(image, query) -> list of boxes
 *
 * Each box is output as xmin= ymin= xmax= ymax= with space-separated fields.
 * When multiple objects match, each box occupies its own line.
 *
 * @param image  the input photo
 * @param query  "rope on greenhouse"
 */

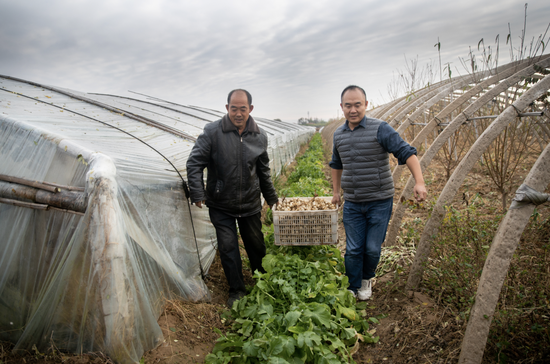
xmin=90 ymin=92 xmax=214 ymax=123
xmin=128 ymin=90 xmax=223 ymax=119
xmin=510 ymin=184 xmax=550 ymax=209
xmin=0 ymin=86 xmax=207 ymax=280
xmin=127 ymin=90 xmax=307 ymax=133
xmin=0 ymin=74 xmax=198 ymax=142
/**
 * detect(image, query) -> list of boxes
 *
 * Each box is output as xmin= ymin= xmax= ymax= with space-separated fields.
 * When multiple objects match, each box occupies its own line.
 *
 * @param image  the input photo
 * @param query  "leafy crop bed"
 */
xmin=206 ymin=133 xmax=381 ymax=363
xmin=279 ymin=134 xmax=332 ymax=198
xmin=3 ymin=133 xmax=548 ymax=364
xmin=206 ymin=242 xmax=380 ymax=363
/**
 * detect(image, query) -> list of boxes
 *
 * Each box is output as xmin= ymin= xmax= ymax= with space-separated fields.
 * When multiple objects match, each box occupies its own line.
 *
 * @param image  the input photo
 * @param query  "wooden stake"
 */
xmin=0 ymin=174 xmax=60 ymax=193
xmin=0 ymin=181 xmax=87 ymax=213
xmin=42 ymin=181 xmax=85 ymax=192
xmin=0 ymin=197 xmax=48 ymax=210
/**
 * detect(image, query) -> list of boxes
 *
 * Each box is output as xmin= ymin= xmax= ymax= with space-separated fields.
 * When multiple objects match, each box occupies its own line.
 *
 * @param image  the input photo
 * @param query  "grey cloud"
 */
xmin=1 ymin=0 xmax=548 ymax=121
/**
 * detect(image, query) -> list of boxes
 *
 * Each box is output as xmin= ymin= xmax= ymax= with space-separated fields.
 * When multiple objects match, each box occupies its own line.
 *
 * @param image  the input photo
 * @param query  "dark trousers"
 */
xmin=208 ymin=207 xmax=266 ymax=295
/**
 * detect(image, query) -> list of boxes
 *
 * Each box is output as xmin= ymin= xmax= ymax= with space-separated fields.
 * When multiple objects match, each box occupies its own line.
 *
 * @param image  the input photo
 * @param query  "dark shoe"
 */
xmin=227 ymin=291 xmax=246 ymax=308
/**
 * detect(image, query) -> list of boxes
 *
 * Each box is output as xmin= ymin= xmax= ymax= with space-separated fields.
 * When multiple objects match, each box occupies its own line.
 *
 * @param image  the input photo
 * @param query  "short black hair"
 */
xmin=227 ymin=89 xmax=252 ymax=106
xmin=341 ymin=85 xmax=367 ymax=102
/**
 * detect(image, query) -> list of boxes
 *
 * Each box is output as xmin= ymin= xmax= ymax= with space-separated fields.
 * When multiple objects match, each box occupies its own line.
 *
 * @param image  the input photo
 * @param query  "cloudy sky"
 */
xmin=1 ymin=0 xmax=549 ymax=122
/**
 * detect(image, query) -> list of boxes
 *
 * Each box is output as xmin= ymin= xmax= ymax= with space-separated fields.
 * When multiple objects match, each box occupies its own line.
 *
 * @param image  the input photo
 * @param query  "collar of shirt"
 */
xmin=221 ymin=114 xmax=260 ymax=134
xmin=344 ymin=116 xmax=367 ymax=131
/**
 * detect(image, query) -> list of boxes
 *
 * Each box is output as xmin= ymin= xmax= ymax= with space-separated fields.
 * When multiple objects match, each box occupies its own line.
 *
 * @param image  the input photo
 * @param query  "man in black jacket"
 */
xmin=186 ymin=89 xmax=278 ymax=307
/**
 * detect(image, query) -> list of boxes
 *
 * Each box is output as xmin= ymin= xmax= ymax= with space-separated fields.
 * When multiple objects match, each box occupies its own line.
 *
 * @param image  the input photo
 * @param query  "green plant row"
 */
xmin=206 ymin=239 xmax=378 ymax=364
xmin=206 ymin=134 xmax=379 ymax=364
xmin=281 ymin=133 xmax=331 ymax=197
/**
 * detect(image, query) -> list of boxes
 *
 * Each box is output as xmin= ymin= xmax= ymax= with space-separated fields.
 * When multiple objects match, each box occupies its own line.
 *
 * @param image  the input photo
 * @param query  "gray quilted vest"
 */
xmin=333 ymin=118 xmax=394 ymax=202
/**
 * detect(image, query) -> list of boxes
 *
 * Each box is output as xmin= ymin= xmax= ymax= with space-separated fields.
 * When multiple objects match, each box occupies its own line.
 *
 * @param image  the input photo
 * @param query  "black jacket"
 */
xmin=186 ymin=115 xmax=278 ymax=216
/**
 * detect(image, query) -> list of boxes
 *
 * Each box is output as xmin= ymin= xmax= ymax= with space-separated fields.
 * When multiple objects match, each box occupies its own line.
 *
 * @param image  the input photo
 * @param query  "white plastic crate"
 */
xmin=273 ymin=196 xmax=338 ymax=246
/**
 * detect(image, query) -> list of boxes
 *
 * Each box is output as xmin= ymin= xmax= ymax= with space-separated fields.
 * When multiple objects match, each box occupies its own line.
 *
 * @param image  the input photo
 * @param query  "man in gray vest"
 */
xmin=330 ymin=85 xmax=427 ymax=300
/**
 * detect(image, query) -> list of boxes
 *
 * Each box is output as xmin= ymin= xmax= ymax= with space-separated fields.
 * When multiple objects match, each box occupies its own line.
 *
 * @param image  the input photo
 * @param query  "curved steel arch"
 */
xmin=369 ymin=94 xmax=407 ymax=119
xmin=391 ymin=59 xmax=529 ymax=139
xmin=458 ymin=142 xmax=550 ymax=364
xmin=378 ymin=79 xmax=456 ymax=122
xmin=387 ymin=75 xmax=472 ymax=128
xmin=406 ymin=70 xmax=550 ymax=290
xmin=322 ymin=55 xmax=550 ymax=364
xmin=391 ymin=60 xmax=527 ymax=172
xmin=384 ymin=60 xmax=527 ymax=138
xmin=385 ymin=56 xmax=550 ymax=246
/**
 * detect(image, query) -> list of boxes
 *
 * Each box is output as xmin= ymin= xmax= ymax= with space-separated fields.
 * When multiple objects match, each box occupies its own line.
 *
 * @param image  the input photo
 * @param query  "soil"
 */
xmin=1 ymin=137 xmax=547 ymax=364
xmin=0 ymin=252 xmax=464 ymax=364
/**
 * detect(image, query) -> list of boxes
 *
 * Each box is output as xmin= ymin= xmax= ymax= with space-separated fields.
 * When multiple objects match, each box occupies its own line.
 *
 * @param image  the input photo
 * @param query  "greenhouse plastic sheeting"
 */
xmin=0 ymin=75 xmax=313 ymax=363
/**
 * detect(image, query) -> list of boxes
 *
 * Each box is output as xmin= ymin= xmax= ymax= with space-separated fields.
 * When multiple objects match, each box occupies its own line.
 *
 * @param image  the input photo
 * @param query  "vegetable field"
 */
xmin=2 ymin=28 xmax=550 ymax=362
xmin=2 ymin=127 xmax=549 ymax=363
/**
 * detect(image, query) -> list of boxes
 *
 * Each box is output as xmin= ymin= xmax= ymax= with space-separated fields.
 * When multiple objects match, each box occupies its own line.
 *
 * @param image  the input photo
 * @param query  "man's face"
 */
xmin=226 ymin=91 xmax=253 ymax=132
xmin=340 ymin=88 xmax=368 ymax=126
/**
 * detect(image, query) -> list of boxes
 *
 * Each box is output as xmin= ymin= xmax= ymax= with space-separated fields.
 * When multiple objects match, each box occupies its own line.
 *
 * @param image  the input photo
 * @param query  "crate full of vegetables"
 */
xmin=273 ymin=196 xmax=338 ymax=246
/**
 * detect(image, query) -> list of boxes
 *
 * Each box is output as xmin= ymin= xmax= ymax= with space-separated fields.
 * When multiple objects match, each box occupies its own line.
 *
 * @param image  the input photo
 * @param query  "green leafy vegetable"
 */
xmin=206 ymin=134 xmax=381 ymax=364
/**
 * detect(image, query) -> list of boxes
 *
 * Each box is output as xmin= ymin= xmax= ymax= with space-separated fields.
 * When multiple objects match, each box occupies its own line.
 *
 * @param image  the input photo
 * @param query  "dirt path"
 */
xmin=2 ymin=135 xmax=545 ymax=364
xmin=139 ymin=137 xmax=465 ymax=364
xmin=140 ymin=214 xmax=464 ymax=364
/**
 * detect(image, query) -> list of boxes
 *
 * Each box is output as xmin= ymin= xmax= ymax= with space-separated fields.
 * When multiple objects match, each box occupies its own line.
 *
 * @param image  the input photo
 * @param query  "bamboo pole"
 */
xmin=379 ymin=79 xmax=455 ymax=122
xmin=369 ymin=95 xmax=407 ymax=119
xmin=389 ymin=76 xmax=477 ymax=187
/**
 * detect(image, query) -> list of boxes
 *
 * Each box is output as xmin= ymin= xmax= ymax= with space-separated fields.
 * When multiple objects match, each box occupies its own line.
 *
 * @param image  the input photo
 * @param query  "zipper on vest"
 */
xmin=239 ymin=135 xmax=243 ymax=212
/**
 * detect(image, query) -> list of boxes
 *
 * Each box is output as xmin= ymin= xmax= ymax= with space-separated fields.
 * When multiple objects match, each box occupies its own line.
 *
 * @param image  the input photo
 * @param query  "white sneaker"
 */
xmin=357 ymin=279 xmax=372 ymax=300
xmin=348 ymin=289 xmax=357 ymax=299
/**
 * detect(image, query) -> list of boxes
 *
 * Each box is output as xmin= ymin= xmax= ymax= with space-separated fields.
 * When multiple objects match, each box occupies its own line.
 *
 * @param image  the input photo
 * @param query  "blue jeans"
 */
xmin=343 ymin=198 xmax=393 ymax=292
